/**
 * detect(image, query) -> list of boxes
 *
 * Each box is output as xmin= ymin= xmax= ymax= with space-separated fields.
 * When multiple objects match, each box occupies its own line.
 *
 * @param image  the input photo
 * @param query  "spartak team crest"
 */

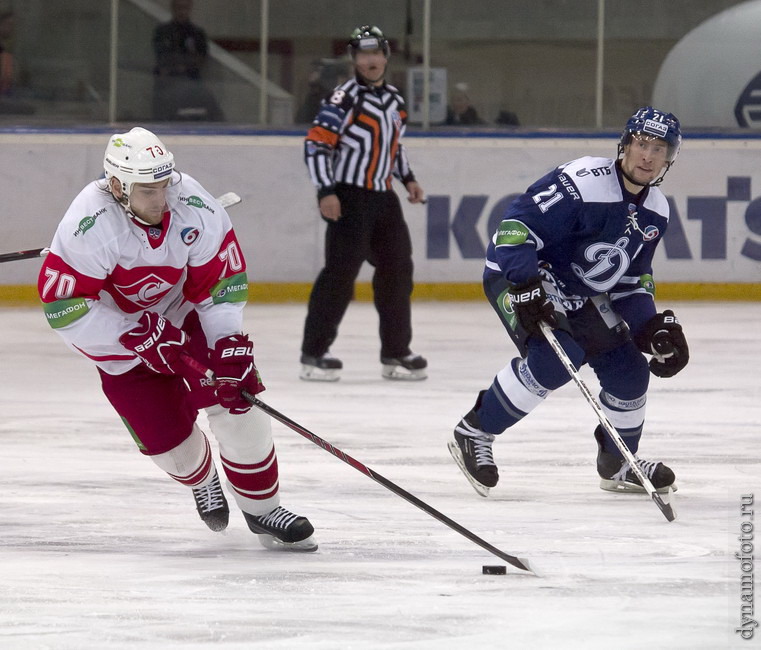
xmin=111 ymin=272 xmax=175 ymax=309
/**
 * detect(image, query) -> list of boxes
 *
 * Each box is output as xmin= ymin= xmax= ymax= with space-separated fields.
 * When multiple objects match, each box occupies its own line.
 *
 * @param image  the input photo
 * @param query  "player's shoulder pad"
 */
xmin=169 ymin=173 xmax=224 ymax=221
xmin=60 ymin=181 xmax=124 ymax=243
xmin=641 ymin=186 xmax=670 ymax=220
xmin=559 ymin=156 xmax=619 ymax=202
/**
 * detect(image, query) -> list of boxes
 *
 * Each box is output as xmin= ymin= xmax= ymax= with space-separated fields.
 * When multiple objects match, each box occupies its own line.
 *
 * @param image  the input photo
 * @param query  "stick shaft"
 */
xmin=245 ymin=392 xmax=534 ymax=573
xmin=0 ymin=248 xmax=48 ymax=263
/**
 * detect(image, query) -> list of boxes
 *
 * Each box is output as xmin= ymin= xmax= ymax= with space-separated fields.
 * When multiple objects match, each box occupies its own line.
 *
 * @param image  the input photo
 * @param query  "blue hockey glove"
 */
xmin=635 ymin=310 xmax=689 ymax=378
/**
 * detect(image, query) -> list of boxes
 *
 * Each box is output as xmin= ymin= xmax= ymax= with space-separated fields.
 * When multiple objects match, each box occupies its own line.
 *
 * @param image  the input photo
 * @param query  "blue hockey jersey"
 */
xmin=485 ymin=156 xmax=669 ymax=336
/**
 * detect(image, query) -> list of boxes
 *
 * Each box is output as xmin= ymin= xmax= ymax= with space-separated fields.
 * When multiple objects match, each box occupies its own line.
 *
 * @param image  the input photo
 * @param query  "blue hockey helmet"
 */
xmin=618 ymin=106 xmax=681 ymax=185
xmin=348 ymin=25 xmax=390 ymax=58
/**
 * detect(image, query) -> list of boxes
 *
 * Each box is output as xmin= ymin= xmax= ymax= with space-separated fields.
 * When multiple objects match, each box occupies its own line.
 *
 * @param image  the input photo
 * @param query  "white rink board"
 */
xmin=1 ymin=133 xmax=760 ymax=285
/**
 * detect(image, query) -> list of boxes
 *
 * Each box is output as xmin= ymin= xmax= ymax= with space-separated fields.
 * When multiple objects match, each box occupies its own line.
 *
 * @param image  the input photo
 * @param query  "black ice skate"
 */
xmin=243 ymin=506 xmax=318 ymax=552
xmin=594 ymin=427 xmax=676 ymax=494
xmin=192 ymin=472 xmax=229 ymax=532
xmin=381 ymin=353 xmax=427 ymax=381
xmin=448 ymin=408 xmax=499 ymax=497
xmin=299 ymin=352 xmax=342 ymax=382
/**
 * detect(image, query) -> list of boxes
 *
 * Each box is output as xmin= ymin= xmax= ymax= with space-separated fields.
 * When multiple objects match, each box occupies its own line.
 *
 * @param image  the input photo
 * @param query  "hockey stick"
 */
xmin=181 ymin=354 xmax=535 ymax=574
xmin=0 ymin=192 xmax=243 ymax=264
xmin=539 ymin=321 xmax=676 ymax=522
xmin=0 ymin=247 xmax=48 ymax=263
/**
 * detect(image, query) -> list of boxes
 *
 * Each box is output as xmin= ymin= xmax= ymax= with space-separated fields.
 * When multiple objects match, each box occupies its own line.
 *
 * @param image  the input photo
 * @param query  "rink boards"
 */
xmin=1 ymin=131 xmax=760 ymax=303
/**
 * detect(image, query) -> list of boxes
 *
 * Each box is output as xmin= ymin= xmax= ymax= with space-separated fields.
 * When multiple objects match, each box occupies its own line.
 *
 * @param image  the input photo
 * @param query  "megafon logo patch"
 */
xmin=734 ymin=71 xmax=761 ymax=127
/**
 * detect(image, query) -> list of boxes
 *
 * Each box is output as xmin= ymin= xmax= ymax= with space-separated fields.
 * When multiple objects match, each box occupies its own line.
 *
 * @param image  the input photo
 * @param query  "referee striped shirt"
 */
xmin=304 ymin=76 xmax=416 ymax=197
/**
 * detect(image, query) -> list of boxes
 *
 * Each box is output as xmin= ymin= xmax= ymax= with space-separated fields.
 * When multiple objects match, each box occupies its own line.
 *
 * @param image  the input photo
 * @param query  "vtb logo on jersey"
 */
xmin=625 ymin=203 xmax=659 ymax=241
xmin=392 ymin=110 xmax=402 ymax=130
xmin=112 ymin=273 xmax=174 ymax=309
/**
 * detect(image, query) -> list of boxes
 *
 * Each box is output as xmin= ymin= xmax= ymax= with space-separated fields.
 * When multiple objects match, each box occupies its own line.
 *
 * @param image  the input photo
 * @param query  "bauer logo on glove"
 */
xmin=119 ymin=311 xmax=190 ymax=375
xmin=210 ymin=334 xmax=265 ymax=413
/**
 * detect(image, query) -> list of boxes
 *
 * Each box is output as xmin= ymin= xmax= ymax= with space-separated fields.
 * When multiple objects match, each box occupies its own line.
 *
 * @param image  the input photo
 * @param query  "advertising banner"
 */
xmin=1 ymin=133 xmax=760 ymax=288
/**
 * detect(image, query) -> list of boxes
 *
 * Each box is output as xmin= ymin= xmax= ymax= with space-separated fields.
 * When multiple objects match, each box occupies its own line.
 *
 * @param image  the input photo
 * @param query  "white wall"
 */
xmin=2 ymin=132 xmax=760 ymax=286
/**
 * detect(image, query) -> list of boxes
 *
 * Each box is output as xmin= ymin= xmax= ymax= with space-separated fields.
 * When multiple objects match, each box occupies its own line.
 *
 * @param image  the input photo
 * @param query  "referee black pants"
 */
xmin=301 ymin=183 xmax=414 ymax=360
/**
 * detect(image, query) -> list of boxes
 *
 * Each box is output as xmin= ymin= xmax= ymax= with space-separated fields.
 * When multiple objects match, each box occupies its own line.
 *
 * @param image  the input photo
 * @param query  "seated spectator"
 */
xmin=496 ymin=109 xmax=520 ymax=126
xmin=445 ymin=83 xmax=485 ymax=126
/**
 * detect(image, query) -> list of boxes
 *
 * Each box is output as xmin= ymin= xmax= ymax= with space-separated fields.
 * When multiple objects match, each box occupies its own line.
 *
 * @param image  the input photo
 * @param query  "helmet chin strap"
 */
xmin=113 ymin=182 xmax=153 ymax=225
xmin=619 ymin=165 xmax=649 ymax=188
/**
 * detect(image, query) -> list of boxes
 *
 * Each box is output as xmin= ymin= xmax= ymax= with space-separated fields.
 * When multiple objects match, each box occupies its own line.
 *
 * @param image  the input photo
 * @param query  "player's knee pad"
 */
xmin=149 ymin=423 xmax=214 ymax=487
xmin=206 ymin=406 xmax=280 ymax=513
xmin=599 ymin=389 xmax=646 ymax=436
xmin=206 ymin=404 xmax=274 ymax=460
xmin=525 ymin=330 xmax=584 ymax=390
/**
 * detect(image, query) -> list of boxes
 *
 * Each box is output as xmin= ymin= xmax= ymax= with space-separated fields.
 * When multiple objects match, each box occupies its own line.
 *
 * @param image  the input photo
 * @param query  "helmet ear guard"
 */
xmin=347 ymin=25 xmax=390 ymax=58
xmin=103 ymin=127 xmax=175 ymax=198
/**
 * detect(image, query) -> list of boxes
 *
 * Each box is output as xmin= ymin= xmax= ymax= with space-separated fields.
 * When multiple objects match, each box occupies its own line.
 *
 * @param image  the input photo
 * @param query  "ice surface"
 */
xmin=1 ymin=301 xmax=758 ymax=649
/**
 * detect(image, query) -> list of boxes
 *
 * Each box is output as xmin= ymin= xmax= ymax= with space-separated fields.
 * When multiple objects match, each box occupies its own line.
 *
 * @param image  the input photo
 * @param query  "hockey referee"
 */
xmin=300 ymin=24 xmax=427 ymax=382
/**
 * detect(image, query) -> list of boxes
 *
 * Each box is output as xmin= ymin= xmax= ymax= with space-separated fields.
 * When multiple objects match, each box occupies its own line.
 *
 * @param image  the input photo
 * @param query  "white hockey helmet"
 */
xmin=103 ymin=127 xmax=174 ymax=196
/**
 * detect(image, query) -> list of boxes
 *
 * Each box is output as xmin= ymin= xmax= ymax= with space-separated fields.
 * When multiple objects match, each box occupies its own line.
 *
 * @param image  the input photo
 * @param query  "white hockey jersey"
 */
xmin=39 ymin=172 xmax=248 ymax=375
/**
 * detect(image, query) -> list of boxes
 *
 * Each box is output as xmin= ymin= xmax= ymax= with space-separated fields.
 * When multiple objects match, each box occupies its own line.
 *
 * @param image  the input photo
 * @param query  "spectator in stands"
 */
xmin=445 ymin=83 xmax=485 ymax=126
xmin=0 ymin=11 xmax=16 ymax=96
xmin=152 ymin=0 xmax=223 ymax=121
xmin=0 ymin=10 xmax=32 ymax=115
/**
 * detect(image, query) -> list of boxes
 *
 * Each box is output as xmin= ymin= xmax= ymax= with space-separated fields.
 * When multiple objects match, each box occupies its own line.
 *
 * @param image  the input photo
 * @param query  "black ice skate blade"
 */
xmin=599 ymin=478 xmax=678 ymax=494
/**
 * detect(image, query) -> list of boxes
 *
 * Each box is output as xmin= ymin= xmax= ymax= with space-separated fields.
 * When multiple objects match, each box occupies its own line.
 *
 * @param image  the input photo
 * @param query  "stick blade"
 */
xmin=216 ymin=192 xmax=242 ymax=208
xmin=511 ymin=556 xmax=538 ymax=575
xmin=653 ymin=487 xmax=677 ymax=522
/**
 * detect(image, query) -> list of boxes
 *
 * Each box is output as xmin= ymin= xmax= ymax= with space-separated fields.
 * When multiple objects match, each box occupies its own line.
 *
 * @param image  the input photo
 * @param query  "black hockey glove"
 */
xmin=507 ymin=277 xmax=557 ymax=337
xmin=635 ymin=310 xmax=689 ymax=378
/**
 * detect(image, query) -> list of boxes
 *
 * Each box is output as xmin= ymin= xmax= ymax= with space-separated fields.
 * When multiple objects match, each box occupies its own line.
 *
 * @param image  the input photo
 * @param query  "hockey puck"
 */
xmin=482 ymin=565 xmax=507 ymax=575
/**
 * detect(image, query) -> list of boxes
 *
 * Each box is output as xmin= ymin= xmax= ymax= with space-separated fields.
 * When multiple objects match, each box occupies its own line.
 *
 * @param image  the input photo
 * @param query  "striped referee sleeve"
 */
xmin=304 ymin=90 xmax=353 ymax=197
xmin=394 ymin=142 xmax=416 ymax=185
